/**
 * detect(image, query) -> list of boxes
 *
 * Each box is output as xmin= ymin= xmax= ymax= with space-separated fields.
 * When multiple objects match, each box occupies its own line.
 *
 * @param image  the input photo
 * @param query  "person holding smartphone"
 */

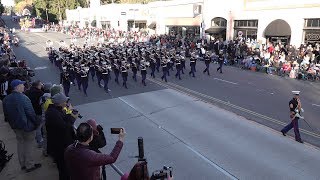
xmin=65 ymin=123 xmax=125 ymax=180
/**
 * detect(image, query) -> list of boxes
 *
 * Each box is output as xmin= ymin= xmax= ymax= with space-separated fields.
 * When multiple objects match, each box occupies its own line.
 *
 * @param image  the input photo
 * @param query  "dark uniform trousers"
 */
xmin=281 ymin=117 xmax=302 ymax=141
xmin=141 ymin=70 xmax=147 ymax=86
xmin=132 ymin=69 xmax=138 ymax=81
xmin=81 ymin=76 xmax=88 ymax=96
xmin=114 ymin=70 xmax=120 ymax=84
xmin=175 ymin=64 xmax=182 ymax=80
xmin=89 ymin=67 xmax=95 ymax=81
xmin=161 ymin=66 xmax=168 ymax=82
xmin=102 ymin=73 xmax=109 ymax=91
xmin=203 ymin=61 xmax=210 ymax=75
xmin=150 ymin=65 xmax=156 ymax=78
xmin=122 ymin=72 xmax=128 ymax=88
xmin=189 ymin=62 xmax=196 ymax=77
xmin=76 ymin=73 xmax=82 ymax=90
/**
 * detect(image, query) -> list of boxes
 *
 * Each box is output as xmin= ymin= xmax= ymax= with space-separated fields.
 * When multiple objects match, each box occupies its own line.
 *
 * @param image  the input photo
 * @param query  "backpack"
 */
xmin=0 ymin=140 xmax=13 ymax=172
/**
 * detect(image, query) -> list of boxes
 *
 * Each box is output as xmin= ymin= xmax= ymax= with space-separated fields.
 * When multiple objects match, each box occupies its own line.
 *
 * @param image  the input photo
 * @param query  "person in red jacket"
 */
xmin=64 ymin=122 xmax=125 ymax=180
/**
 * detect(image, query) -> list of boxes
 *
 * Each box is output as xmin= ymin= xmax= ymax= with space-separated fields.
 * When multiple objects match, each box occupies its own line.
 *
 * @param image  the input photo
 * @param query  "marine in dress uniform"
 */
xmin=281 ymin=91 xmax=303 ymax=143
xmin=131 ymin=62 xmax=138 ymax=82
xmin=80 ymin=67 xmax=89 ymax=96
xmin=161 ymin=59 xmax=168 ymax=82
xmin=140 ymin=64 xmax=147 ymax=86
xmin=203 ymin=54 xmax=211 ymax=76
xmin=175 ymin=58 xmax=182 ymax=80
xmin=60 ymin=67 xmax=71 ymax=97
xmin=121 ymin=65 xmax=128 ymax=89
xmin=189 ymin=56 xmax=196 ymax=77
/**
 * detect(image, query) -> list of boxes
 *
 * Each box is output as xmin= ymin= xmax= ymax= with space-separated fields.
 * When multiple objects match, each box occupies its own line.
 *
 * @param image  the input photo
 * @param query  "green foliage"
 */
xmin=31 ymin=0 xmax=157 ymax=22
xmin=0 ymin=3 xmax=4 ymax=15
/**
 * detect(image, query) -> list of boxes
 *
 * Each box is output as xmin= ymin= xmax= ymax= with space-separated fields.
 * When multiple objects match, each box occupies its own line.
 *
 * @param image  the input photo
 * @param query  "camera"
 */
xmin=72 ymin=109 xmax=83 ymax=119
xmin=151 ymin=166 xmax=173 ymax=179
xmin=110 ymin=128 xmax=123 ymax=134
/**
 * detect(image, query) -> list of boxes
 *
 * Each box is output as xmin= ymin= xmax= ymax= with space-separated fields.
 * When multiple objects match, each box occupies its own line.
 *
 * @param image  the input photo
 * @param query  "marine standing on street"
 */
xmin=121 ymin=64 xmax=128 ymax=89
xmin=140 ymin=63 xmax=147 ymax=86
xmin=60 ymin=67 xmax=71 ymax=97
xmin=203 ymin=54 xmax=211 ymax=76
xmin=189 ymin=55 xmax=196 ymax=77
xmin=217 ymin=50 xmax=224 ymax=74
xmin=281 ymin=91 xmax=303 ymax=143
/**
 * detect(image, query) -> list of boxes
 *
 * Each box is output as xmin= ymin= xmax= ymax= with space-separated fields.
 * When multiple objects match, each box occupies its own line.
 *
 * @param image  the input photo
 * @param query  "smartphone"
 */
xmin=110 ymin=128 xmax=122 ymax=134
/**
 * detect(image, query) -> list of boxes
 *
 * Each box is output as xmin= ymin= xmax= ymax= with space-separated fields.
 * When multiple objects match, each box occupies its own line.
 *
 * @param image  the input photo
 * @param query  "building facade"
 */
xmin=65 ymin=0 xmax=320 ymax=46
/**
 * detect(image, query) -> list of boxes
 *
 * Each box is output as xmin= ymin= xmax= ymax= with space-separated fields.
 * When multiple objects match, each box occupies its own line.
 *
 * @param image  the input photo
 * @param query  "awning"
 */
xmin=165 ymin=16 xmax=201 ymax=26
xmin=148 ymin=22 xmax=156 ymax=29
xmin=205 ymin=27 xmax=226 ymax=34
xmin=265 ymin=19 xmax=291 ymax=37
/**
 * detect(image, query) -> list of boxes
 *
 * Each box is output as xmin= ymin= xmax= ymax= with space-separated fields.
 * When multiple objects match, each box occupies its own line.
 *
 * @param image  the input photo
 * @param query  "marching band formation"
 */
xmin=48 ymin=40 xmax=223 ymax=97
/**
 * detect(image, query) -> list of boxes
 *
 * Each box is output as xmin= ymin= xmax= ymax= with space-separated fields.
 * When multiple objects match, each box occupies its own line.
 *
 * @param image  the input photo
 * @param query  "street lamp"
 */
xmin=45 ymin=8 xmax=49 ymax=23
xmin=77 ymin=6 xmax=82 ymax=27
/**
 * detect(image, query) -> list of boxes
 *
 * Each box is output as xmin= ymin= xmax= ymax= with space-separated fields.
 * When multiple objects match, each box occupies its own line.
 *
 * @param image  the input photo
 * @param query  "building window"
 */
xmin=305 ymin=18 xmax=320 ymax=28
xmin=234 ymin=20 xmax=258 ymax=28
xmin=211 ymin=17 xmax=227 ymax=27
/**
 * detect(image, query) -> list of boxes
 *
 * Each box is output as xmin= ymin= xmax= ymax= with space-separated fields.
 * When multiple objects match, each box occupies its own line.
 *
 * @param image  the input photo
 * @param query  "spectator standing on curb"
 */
xmin=45 ymin=93 xmax=78 ymax=180
xmin=65 ymin=123 xmax=125 ymax=180
xmin=2 ymin=79 xmax=42 ymax=172
xmin=25 ymin=80 xmax=44 ymax=148
xmin=39 ymin=83 xmax=53 ymax=156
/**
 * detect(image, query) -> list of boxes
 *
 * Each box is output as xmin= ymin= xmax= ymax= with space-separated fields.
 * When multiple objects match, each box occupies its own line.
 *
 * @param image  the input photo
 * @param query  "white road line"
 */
xmin=312 ymin=104 xmax=320 ymax=107
xmin=34 ymin=66 xmax=47 ymax=70
xmin=214 ymin=78 xmax=238 ymax=85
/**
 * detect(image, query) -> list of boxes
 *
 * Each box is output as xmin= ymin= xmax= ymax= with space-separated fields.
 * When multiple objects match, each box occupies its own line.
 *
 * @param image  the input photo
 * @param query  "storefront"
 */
xmin=165 ymin=16 xmax=201 ymax=38
xmin=303 ymin=18 xmax=320 ymax=45
xmin=205 ymin=17 xmax=227 ymax=40
xmin=127 ymin=20 xmax=147 ymax=31
xmin=233 ymin=19 xmax=258 ymax=40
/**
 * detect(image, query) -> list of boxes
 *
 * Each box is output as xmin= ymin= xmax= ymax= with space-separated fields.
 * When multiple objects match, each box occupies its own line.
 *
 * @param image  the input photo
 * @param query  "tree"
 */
xmin=0 ymin=3 xmax=5 ymax=15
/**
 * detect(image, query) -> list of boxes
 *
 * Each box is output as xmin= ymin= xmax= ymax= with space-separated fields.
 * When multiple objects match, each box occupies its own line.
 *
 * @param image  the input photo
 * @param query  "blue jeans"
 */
xmin=35 ymin=115 xmax=44 ymax=145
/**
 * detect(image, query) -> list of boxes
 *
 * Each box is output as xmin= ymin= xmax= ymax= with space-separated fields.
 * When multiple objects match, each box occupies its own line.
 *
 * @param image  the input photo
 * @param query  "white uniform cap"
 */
xmin=292 ymin=91 xmax=300 ymax=95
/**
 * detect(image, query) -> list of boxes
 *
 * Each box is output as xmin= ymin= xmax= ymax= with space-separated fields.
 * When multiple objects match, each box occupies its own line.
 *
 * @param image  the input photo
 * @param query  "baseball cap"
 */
xmin=52 ymin=93 xmax=69 ymax=104
xmin=10 ymin=79 xmax=25 ymax=89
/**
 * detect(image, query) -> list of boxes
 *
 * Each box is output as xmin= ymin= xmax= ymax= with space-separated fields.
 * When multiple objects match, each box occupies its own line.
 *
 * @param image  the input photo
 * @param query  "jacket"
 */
xmin=65 ymin=141 xmax=123 ymax=180
xmin=25 ymin=87 xmax=44 ymax=115
xmin=3 ymin=91 xmax=39 ymax=132
xmin=45 ymin=104 xmax=76 ymax=158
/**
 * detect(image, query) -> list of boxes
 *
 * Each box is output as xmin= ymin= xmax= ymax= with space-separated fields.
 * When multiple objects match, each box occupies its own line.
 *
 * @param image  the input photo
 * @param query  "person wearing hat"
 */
xmin=65 ymin=122 xmax=125 ymax=180
xmin=280 ymin=91 xmax=303 ymax=143
xmin=3 ymin=79 xmax=42 ymax=172
xmin=45 ymin=92 xmax=78 ymax=180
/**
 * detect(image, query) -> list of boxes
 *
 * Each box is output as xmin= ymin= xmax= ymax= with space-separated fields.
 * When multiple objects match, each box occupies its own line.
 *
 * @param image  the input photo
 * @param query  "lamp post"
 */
xmin=45 ymin=8 xmax=49 ymax=23
xmin=77 ymin=6 xmax=82 ymax=28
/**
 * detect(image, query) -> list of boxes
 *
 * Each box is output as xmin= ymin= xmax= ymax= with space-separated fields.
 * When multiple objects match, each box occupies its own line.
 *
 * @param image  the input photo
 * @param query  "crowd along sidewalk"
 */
xmin=0 ymin=100 xmax=58 ymax=180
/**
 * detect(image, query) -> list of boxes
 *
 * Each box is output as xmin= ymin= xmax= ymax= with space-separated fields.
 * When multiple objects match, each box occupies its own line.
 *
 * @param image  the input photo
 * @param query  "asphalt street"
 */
xmin=13 ymin=27 xmax=320 ymax=147
xmin=3 ymin=16 xmax=320 ymax=179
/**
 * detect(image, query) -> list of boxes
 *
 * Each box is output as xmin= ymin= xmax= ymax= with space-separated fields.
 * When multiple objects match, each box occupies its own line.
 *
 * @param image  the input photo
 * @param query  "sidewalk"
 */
xmin=0 ymin=100 xmax=58 ymax=180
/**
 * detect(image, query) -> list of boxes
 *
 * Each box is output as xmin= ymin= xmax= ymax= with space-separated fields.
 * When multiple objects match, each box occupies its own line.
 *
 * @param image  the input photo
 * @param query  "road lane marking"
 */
xmin=34 ymin=66 xmax=47 ymax=70
xmin=312 ymin=104 xmax=320 ymax=107
xmin=118 ymin=97 xmax=238 ymax=180
xmin=214 ymin=78 xmax=238 ymax=85
xmin=143 ymin=76 xmax=320 ymax=139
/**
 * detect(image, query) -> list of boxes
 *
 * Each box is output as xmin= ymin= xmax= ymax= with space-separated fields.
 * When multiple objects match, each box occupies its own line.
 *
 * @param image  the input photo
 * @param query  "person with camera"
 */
xmin=45 ymin=93 xmax=78 ymax=180
xmin=65 ymin=123 xmax=125 ymax=180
